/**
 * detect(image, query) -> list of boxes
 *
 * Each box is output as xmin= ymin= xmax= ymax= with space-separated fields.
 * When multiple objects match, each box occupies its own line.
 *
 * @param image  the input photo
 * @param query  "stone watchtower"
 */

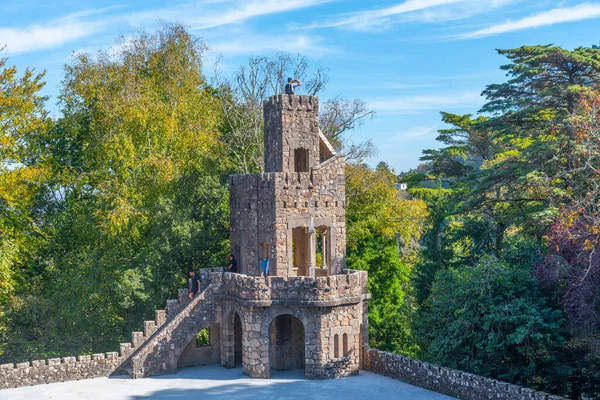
xmin=49 ymin=95 xmax=369 ymax=382
xmin=230 ymin=95 xmax=346 ymax=277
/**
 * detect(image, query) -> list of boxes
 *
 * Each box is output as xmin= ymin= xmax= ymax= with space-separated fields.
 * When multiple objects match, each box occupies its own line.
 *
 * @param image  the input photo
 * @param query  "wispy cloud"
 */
xmin=460 ymin=2 xmax=600 ymax=39
xmin=368 ymin=92 xmax=483 ymax=114
xmin=127 ymin=0 xmax=334 ymax=31
xmin=302 ymin=0 xmax=516 ymax=31
xmin=209 ymin=32 xmax=335 ymax=56
xmin=1 ymin=0 xmax=334 ymax=56
xmin=0 ymin=8 xmax=114 ymax=55
xmin=392 ymin=125 xmax=439 ymax=142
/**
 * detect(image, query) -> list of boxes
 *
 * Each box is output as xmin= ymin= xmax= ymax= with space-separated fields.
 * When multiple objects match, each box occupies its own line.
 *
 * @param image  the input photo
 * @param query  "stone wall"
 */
xmin=230 ymin=94 xmax=346 ymax=278
xmin=0 ymin=268 xmax=223 ymax=389
xmin=263 ymin=95 xmax=320 ymax=174
xmin=177 ymin=323 xmax=221 ymax=368
xmin=216 ymin=269 xmax=368 ymax=305
xmin=363 ymin=347 xmax=568 ymax=400
xmin=0 ymin=353 xmax=125 ymax=389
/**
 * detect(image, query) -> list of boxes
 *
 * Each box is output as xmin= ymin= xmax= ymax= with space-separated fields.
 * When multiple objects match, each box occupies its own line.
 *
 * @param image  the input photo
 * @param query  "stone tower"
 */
xmin=230 ymin=94 xmax=346 ymax=277
xmin=0 ymin=95 xmax=369 ymax=384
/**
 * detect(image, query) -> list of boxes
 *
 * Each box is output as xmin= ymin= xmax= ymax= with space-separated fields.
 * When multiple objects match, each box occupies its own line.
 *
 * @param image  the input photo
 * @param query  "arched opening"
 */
xmin=294 ymin=148 xmax=309 ymax=172
xmin=292 ymin=227 xmax=309 ymax=276
xmin=269 ymin=314 xmax=305 ymax=373
xmin=234 ymin=312 xmax=243 ymax=367
xmin=177 ymin=323 xmax=220 ymax=368
xmin=342 ymin=333 xmax=348 ymax=357
xmin=315 ymin=225 xmax=330 ymax=276
xmin=334 ymin=334 xmax=339 ymax=358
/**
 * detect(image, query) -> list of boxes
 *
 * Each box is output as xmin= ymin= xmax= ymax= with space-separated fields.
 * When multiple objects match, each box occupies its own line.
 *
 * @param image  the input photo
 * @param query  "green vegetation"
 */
xmin=1 ymin=25 xmax=599 ymax=399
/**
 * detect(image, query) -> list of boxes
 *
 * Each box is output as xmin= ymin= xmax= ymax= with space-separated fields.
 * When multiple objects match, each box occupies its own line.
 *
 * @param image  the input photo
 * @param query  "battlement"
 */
xmin=264 ymin=94 xmax=319 ymax=114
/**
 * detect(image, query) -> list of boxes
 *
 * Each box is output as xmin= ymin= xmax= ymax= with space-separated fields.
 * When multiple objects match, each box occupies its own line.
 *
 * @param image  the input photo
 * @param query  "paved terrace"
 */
xmin=0 ymin=364 xmax=455 ymax=400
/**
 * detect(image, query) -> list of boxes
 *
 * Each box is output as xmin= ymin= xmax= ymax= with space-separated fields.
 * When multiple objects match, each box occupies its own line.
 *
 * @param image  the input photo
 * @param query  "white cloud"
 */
xmin=127 ymin=0 xmax=334 ymax=31
xmin=0 ymin=21 xmax=102 ymax=56
xmin=368 ymin=92 xmax=483 ymax=114
xmin=460 ymin=2 xmax=600 ymax=39
xmin=209 ymin=32 xmax=335 ymax=56
xmin=303 ymin=0 xmax=516 ymax=31
xmin=393 ymin=126 xmax=439 ymax=142
xmin=1 ymin=0 xmax=334 ymax=56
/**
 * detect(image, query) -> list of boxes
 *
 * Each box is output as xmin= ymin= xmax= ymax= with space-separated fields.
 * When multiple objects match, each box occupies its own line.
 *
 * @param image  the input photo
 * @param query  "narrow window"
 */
xmin=343 ymin=333 xmax=348 ymax=356
xmin=334 ymin=334 xmax=339 ymax=358
xmin=294 ymin=148 xmax=309 ymax=172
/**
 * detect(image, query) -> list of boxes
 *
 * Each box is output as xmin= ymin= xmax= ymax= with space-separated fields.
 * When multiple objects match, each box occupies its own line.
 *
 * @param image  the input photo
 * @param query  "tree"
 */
xmin=213 ymin=53 xmax=375 ymax=172
xmin=346 ymin=163 xmax=428 ymax=355
xmin=213 ymin=53 xmax=329 ymax=173
xmin=420 ymin=250 xmax=569 ymax=394
xmin=320 ymin=96 xmax=375 ymax=162
xmin=1 ymin=24 xmax=229 ymax=361
xmin=0 ymin=51 xmax=49 ymax=358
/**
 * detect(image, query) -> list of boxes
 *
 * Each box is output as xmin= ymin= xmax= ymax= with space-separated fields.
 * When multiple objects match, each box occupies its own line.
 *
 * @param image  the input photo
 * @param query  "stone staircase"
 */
xmin=119 ymin=269 xmax=222 ymax=378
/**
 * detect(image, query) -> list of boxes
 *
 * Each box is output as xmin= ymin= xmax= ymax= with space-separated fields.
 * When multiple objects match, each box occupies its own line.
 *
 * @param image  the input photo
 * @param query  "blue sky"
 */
xmin=1 ymin=0 xmax=599 ymax=172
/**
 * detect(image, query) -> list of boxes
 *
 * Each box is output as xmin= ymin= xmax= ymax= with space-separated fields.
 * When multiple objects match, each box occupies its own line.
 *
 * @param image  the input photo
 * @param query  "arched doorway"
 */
xmin=269 ymin=314 xmax=305 ymax=373
xmin=234 ymin=312 xmax=243 ymax=367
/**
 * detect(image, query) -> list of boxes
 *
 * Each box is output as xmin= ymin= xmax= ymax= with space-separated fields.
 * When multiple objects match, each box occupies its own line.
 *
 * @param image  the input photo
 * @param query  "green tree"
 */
xmin=420 ymin=248 xmax=569 ymax=394
xmin=0 ymin=51 xmax=50 ymax=358
xmin=1 ymin=24 xmax=229 ymax=361
xmin=346 ymin=163 xmax=428 ymax=355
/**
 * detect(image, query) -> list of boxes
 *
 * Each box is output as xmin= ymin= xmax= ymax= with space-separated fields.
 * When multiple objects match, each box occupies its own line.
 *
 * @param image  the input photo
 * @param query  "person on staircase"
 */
xmin=188 ymin=269 xmax=201 ymax=299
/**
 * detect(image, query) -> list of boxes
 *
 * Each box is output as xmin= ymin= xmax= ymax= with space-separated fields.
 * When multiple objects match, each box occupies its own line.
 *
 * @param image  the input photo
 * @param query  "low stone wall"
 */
xmin=0 ymin=353 xmax=126 ymax=389
xmin=363 ymin=347 xmax=567 ymax=400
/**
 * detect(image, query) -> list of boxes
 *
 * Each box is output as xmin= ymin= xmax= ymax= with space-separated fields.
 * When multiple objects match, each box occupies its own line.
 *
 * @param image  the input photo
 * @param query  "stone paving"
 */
xmin=0 ymin=364 xmax=456 ymax=400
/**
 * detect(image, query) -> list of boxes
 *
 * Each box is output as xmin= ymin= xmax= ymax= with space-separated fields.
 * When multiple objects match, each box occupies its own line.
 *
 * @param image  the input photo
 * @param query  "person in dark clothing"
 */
xmin=284 ymin=77 xmax=301 ymax=94
xmin=188 ymin=269 xmax=201 ymax=299
xmin=226 ymin=254 xmax=237 ymax=273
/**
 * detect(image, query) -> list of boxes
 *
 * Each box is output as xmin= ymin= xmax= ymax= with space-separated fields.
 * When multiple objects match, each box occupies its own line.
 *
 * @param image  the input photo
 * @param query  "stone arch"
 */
xmin=177 ymin=322 xmax=220 ymax=369
xmin=269 ymin=314 xmax=305 ymax=373
xmin=221 ymin=308 xmax=245 ymax=369
xmin=257 ymin=309 xmax=312 ymax=378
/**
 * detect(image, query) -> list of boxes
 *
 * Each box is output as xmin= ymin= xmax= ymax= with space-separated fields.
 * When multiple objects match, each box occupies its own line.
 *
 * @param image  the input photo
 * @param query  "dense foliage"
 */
xmin=408 ymin=45 xmax=600 ymax=398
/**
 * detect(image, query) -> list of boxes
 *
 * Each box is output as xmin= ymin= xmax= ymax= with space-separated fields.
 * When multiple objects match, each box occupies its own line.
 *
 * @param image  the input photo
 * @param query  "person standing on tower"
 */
xmin=284 ymin=77 xmax=301 ymax=94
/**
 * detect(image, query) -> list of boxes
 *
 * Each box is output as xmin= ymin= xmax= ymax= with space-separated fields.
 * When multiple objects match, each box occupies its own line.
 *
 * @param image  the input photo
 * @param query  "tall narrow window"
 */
xmin=294 ymin=148 xmax=309 ymax=172
xmin=334 ymin=334 xmax=339 ymax=358
xmin=342 ymin=333 xmax=348 ymax=356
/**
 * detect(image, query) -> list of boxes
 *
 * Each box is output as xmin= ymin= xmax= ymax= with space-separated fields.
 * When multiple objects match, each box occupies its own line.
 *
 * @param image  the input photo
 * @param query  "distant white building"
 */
xmin=395 ymin=182 xmax=408 ymax=191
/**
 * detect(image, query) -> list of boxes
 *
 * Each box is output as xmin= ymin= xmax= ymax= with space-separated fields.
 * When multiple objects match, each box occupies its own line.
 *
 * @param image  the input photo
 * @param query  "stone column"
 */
xmin=321 ymin=232 xmax=327 ymax=270
xmin=308 ymin=219 xmax=316 ymax=278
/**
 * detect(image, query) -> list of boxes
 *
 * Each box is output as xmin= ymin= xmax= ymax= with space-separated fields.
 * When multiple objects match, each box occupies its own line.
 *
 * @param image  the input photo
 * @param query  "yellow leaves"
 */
xmin=347 ymin=163 xmax=429 ymax=248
